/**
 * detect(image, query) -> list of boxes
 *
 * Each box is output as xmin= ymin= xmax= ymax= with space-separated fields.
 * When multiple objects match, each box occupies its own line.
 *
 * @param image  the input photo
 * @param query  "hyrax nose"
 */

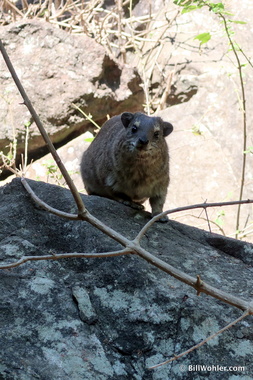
xmin=138 ymin=137 xmax=149 ymax=145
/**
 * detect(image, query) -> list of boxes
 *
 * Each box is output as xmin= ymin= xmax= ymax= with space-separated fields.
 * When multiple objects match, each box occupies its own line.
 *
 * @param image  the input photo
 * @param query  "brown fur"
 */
xmin=80 ymin=112 xmax=173 ymax=221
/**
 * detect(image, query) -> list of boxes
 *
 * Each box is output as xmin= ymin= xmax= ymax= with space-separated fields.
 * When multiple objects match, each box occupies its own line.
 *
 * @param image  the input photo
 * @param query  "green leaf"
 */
xmin=191 ymin=125 xmax=204 ymax=136
xmin=228 ymin=20 xmax=247 ymax=24
xmin=84 ymin=138 xmax=95 ymax=142
xmin=244 ymin=146 xmax=253 ymax=154
xmin=209 ymin=2 xmax=224 ymax=12
xmin=181 ymin=5 xmax=200 ymax=14
xmin=209 ymin=3 xmax=234 ymax=15
xmin=173 ymin=0 xmax=205 ymax=13
xmin=215 ymin=210 xmax=225 ymax=227
xmin=24 ymin=121 xmax=31 ymax=128
xmin=194 ymin=32 xmax=211 ymax=45
xmin=173 ymin=0 xmax=192 ymax=6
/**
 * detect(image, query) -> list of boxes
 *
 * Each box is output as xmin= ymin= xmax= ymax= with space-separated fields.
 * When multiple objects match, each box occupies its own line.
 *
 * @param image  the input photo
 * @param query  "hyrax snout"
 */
xmin=80 ymin=112 xmax=173 ymax=222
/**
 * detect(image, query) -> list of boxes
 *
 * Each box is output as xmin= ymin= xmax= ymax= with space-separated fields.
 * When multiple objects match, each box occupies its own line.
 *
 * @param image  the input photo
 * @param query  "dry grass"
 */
xmin=1 ymin=0 xmax=178 ymax=113
xmin=0 ymin=1 xmax=163 ymax=52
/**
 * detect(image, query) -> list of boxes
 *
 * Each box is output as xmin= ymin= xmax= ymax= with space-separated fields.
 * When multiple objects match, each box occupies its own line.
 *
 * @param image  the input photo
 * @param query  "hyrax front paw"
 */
xmin=157 ymin=215 xmax=169 ymax=223
xmin=151 ymin=212 xmax=169 ymax=223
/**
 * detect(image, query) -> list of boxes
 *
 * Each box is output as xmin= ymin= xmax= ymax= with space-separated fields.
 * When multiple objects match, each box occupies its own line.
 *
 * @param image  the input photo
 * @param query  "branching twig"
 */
xmin=134 ymin=199 xmax=253 ymax=244
xmin=149 ymin=310 xmax=249 ymax=369
xmin=203 ymin=201 xmax=212 ymax=233
xmin=175 ymin=212 xmax=226 ymax=235
xmin=135 ymin=247 xmax=253 ymax=313
xmin=20 ymin=176 xmax=132 ymax=247
xmin=117 ymin=0 xmax=126 ymax=63
xmin=2 ymin=176 xmax=253 ymax=315
xmin=215 ymin=10 xmax=248 ymax=239
xmin=156 ymin=71 xmax=174 ymax=112
xmin=0 ymin=248 xmax=132 ymax=270
xmin=0 ymin=39 xmax=86 ymax=217
xmin=71 ymin=103 xmax=100 ymax=130
xmin=196 ymin=2 xmax=249 ymax=239
xmin=21 ymin=177 xmax=80 ymax=220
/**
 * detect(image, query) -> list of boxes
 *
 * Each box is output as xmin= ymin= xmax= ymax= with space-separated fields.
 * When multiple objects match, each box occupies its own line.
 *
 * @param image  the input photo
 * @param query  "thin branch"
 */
xmin=3 ymin=169 xmax=253 ymax=314
xmin=117 ymin=0 xmax=126 ymax=63
xmin=155 ymin=71 xmax=174 ymax=112
xmin=134 ymin=199 xmax=253 ymax=243
xmin=220 ymin=14 xmax=247 ymax=239
xmin=21 ymin=177 xmax=80 ymax=220
xmin=2 ymin=0 xmax=24 ymax=17
xmin=21 ymin=176 xmax=133 ymax=248
xmin=3 ymin=177 xmax=253 ymax=314
xmin=1 ymin=189 xmax=253 ymax=314
xmin=18 ymin=178 xmax=253 ymax=313
xmin=135 ymin=246 xmax=253 ymax=314
xmin=149 ymin=310 xmax=249 ymax=369
xmin=0 ymin=39 xmax=86 ymax=217
xmin=173 ymin=212 xmax=226 ymax=236
xmin=21 ymin=121 xmax=30 ymax=174
xmin=3 ymin=174 xmax=253 ymax=314
xmin=0 ymin=248 xmax=132 ymax=270
xmin=237 ymin=44 xmax=253 ymax=69
xmin=203 ymin=201 xmax=212 ymax=233
xmin=199 ymin=2 xmax=248 ymax=238
xmin=71 ymin=103 xmax=101 ymax=129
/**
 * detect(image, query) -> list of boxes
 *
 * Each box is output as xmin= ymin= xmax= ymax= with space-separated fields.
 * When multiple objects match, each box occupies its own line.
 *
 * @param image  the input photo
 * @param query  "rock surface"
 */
xmin=0 ymin=20 xmax=144 ymax=173
xmin=0 ymin=178 xmax=252 ymax=379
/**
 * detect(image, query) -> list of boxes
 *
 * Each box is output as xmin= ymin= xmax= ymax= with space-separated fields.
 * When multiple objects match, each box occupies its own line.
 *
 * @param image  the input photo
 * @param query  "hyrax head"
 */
xmin=121 ymin=112 xmax=173 ymax=151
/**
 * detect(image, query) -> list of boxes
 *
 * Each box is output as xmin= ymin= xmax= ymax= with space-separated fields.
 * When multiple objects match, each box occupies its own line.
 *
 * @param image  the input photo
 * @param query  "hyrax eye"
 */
xmin=131 ymin=125 xmax=138 ymax=133
xmin=154 ymin=131 xmax=159 ymax=139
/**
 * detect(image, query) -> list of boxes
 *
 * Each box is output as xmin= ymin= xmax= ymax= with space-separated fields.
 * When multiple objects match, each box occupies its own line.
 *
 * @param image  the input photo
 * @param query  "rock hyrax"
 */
xmin=80 ymin=112 xmax=173 ymax=222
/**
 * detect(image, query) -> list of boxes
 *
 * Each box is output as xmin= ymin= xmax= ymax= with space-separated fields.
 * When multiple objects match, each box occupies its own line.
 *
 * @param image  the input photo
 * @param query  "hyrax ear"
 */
xmin=121 ymin=112 xmax=134 ymax=128
xmin=163 ymin=121 xmax=173 ymax=137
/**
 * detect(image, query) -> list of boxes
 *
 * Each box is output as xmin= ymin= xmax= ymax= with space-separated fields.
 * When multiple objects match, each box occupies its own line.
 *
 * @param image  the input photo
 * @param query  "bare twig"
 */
xmin=2 ymin=173 xmax=253 ymax=316
xmin=20 ymin=176 xmax=132 ymax=248
xmin=135 ymin=246 xmax=253 ymax=313
xmin=71 ymin=103 xmax=100 ymax=130
xmin=117 ymin=0 xmax=126 ymax=63
xmin=21 ymin=177 xmax=80 ymax=220
xmin=3 ymin=175 xmax=253 ymax=316
xmin=203 ymin=201 xmax=212 ymax=233
xmin=21 ymin=121 xmax=30 ymax=174
xmin=0 ymin=39 xmax=86 ymax=217
xmin=1 ymin=0 xmax=24 ymax=18
xmin=2 ymin=173 xmax=253 ymax=315
xmin=156 ymin=71 xmax=174 ymax=112
xmin=202 ymin=3 xmax=248 ymax=239
xmin=0 ymin=248 xmax=132 ymax=270
xmin=173 ymin=211 xmax=226 ymax=236
xmin=134 ymin=199 xmax=253 ymax=243
xmin=149 ymin=310 xmax=249 ymax=369
xmin=1 ymin=197 xmax=253 ymax=314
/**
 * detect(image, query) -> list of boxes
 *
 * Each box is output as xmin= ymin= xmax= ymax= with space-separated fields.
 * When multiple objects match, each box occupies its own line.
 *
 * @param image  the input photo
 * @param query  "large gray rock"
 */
xmin=0 ymin=178 xmax=252 ymax=379
xmin=0 ymin=20 xmax=144 ymax=175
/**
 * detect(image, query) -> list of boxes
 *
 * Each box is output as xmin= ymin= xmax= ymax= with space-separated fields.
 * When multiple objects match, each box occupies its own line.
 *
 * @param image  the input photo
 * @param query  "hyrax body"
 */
xmin=80 ymin=112 xmax=173 ymax=221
